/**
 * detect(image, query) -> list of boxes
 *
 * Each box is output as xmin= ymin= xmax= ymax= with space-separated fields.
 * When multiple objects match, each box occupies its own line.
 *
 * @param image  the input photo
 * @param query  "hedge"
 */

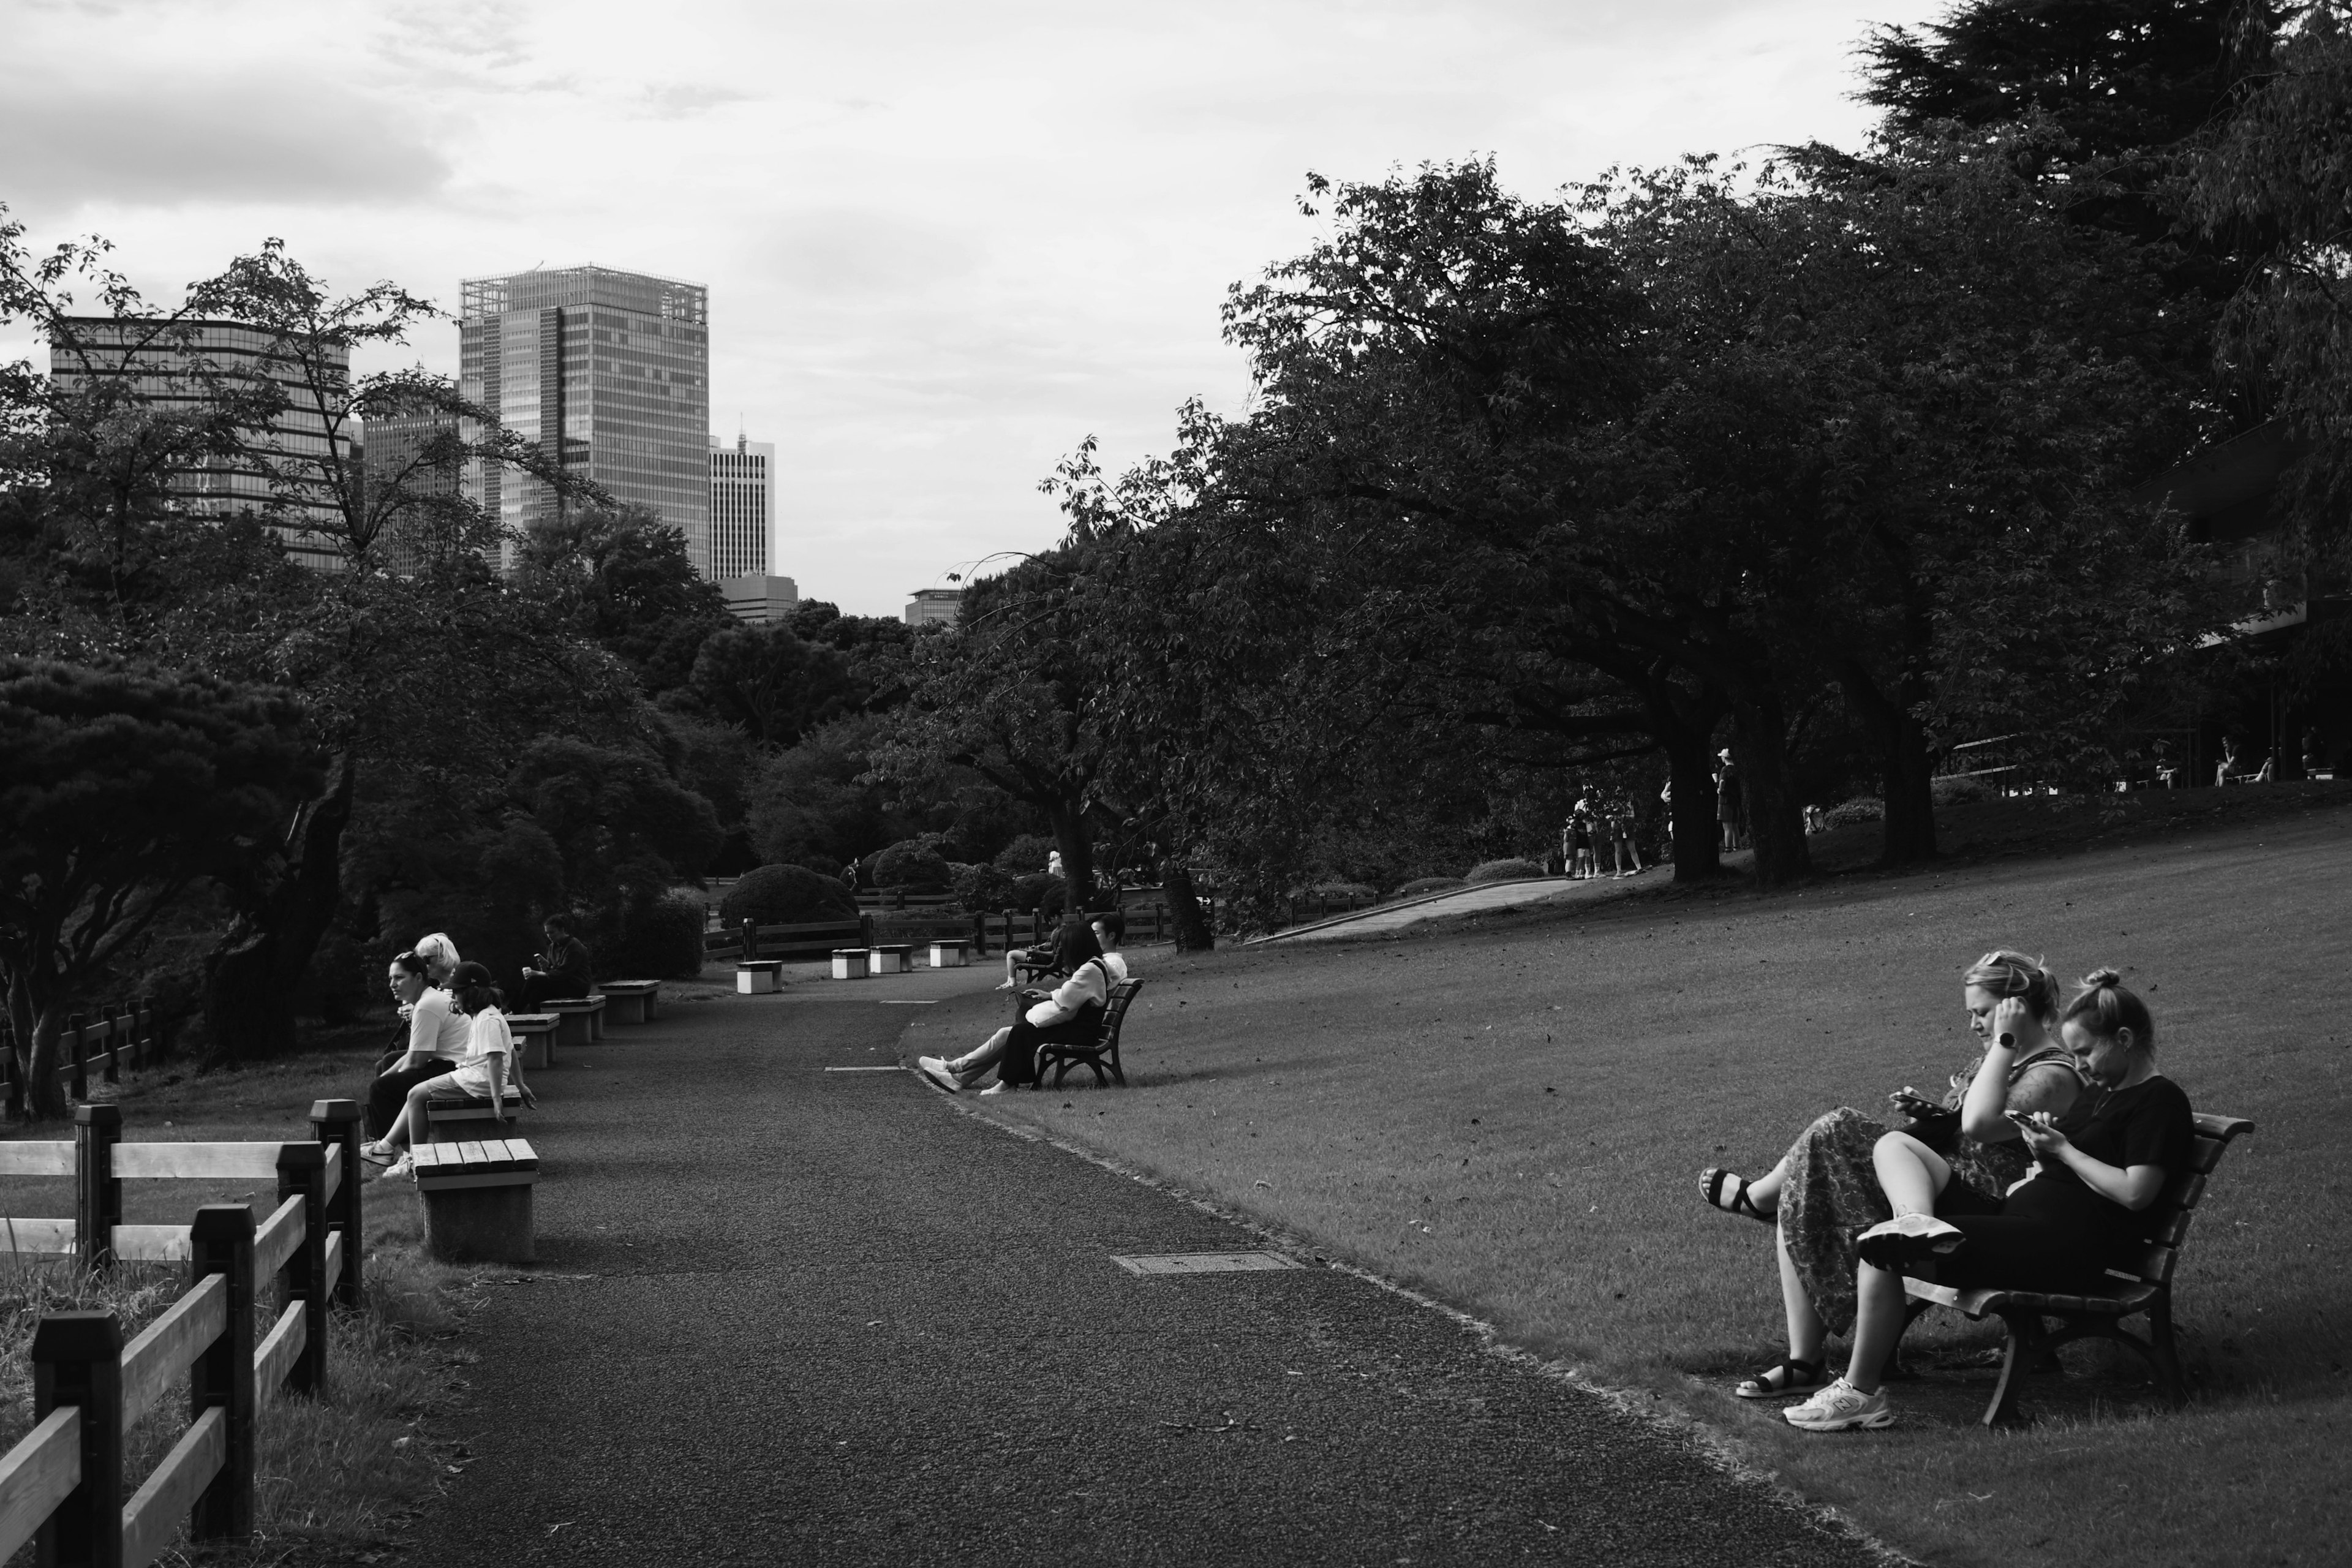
xmin=719 ymin=862 xmax=859 ymax=926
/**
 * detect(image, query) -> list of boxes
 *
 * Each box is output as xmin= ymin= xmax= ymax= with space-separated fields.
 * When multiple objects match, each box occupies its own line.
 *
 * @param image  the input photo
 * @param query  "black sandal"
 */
xmin=1735 ymin=1357 xmax=1826 ymax=1400
xmin=1701 ymin=1167 xmax=1772 ymax=1224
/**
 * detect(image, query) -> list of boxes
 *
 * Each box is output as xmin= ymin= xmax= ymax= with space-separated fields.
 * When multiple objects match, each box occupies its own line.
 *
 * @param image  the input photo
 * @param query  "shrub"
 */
xmin=597 ymin=890 xmax=707 ymax=980
xmin=1011 ymin=872 xmax=1066 ymax=915
xmin=1932 ymin=773 xmax=1996 ymax=807
xmin=1310 ymin=881 xmax=1378 ymax=900
xmin=872 ymin=839 xmax=952 ymax=890
xmin=993 ymin=834 xmax=1058 ymax=875
xmin=1822 ymin=796 xmax=1887 ymax=829
xmin=1466 ymin=858 xmax=1546 ymax=883
xmin=718 ymin=862 xmax=858 ymax=926
xmin=953 ymin=861 xmax=1019 ymax=911
xmin=1393 ymin=876 xmax=1468 ymax=899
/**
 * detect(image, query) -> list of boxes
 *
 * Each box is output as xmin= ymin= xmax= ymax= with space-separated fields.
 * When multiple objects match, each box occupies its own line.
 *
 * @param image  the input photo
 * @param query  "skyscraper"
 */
xmin=458 ymin=266 xmax=710 ymax=569
xmin=709 ymin=433 xmax=774 ymax=581
xmin=361 ymin=402 xmax=463 ymax=573
xmin=47 ymin=317 xmax=352 ymax=571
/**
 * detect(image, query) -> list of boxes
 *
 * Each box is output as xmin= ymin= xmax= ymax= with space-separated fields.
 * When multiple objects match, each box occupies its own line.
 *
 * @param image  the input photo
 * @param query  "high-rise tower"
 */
xmin=709 ymin=432 xmax=775 ymax=582
xmin=458 ymin=266 xmax=710 ymax=569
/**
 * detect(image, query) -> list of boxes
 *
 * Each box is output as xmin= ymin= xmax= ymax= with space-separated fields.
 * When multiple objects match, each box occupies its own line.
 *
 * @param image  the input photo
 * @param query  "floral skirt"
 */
xmin=1777 ymin=1107 xmax=2030 ymax=1336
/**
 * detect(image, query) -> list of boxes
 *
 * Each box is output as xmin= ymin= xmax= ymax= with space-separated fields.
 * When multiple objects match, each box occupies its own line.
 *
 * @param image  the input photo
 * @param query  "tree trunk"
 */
xmin=18 ymin=1003 xmax=67 ymax=1123
xmin=1162 ymin=859 xmax=1216 ymax=951
xmin=1634 ymin=670 xmax=1726 ymax=883
xmin=202 ymin=755 xmax=356 ymax=1065
xmin=1729 ymin=695 xmax=1812 ymax=888
xmin=1047 ymin=805 xmax=1096 ymax=914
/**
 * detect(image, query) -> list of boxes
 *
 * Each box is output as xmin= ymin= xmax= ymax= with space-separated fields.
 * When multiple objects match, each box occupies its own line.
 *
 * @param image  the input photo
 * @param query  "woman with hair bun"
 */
xmin=1777 ymin=968 xmax=2196 ymax=1433
xmin=1698 ymin=949 xmax=2087 ymax=1400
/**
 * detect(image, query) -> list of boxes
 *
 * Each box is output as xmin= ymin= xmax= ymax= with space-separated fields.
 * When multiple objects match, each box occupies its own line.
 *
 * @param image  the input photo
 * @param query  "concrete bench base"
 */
xmin=546 ymin=997 xmax=605 ymax=1048
xmin=600 ymin=981 xmax=661 ymax=1023
xmin=507 ymin=1013 xmax=559 ymax=1069
xmin=737 ymin=960 xmax=786 ymax=994
xmin=416 ymin=1139 xmax=539 ymax=1264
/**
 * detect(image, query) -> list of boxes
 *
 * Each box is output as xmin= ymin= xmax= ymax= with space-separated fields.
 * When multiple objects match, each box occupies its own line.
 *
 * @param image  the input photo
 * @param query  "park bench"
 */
xmin=1035 ymin=979 xmax=1145 ymax=1089
xmin=507 ymin=1012 xmax=560 ymax=1070
xmin=600 ymin=979 xmax=662 ymax=1023
xmin=545 ymin=995 xmax=606 ymax=1048
xmin=868 ymin=943 xmax=916 ymax=974
xmin=413 ymin=1138 xmax=538 ymax=1264
xmin=420 ymin=1085 xmax=527 ymax=1144
xmin=1902 ymin=1110 xmax=2256 ymax=1425
xmin=928 ymin=939 xmax=971 ymax=969
xmin=737 ymin=959 xmax=786 ymax=993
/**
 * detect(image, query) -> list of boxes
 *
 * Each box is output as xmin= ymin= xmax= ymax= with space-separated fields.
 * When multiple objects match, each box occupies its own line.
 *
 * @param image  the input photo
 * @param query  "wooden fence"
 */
xmin=701 ymin=902 xmax=1212 ymax=966
xmin=0 ymin=1104 xmax=363 ymax=1564
xmin=1 ymin=1000 xmax=162 ymax=1121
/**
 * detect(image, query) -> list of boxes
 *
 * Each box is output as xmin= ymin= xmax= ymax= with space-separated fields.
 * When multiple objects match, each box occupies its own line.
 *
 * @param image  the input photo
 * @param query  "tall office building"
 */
xmin=361 ymin=402 xmax=464 ymax=573
xmin=709 ymin=433 xmax=774 ymax=581
xmin=47 ymin=318 xmax=352 ymax=571
xmin=905 ymin=588 xmax=963 ymax=627
xmin=458 ymin=266 xmax=710 ymax=569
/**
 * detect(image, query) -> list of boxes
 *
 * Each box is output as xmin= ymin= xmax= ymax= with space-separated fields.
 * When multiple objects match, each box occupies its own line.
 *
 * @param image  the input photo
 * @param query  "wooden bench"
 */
xmin=600 ymin=980 xmax=662 ymax=1023
xmin=413 ymin=1139 xmax=538 ymax=1264
xmin=545 ymin=996 xmax=605 ymax=1047
xmin=868 ymin=943 xmax=916 ymax=974
xmin=737 ymin=959 xmax=786 ymax=993
xmin=421 ymin=1086 xmax=527 ymax=1143
xmin=507 ymin=1012 xmax=560 ymax=1069
xmin=1035 ymin=979 xmax=1145 ymax=1089
xmin=1902 ymin=1110 xmax=2256 ymax=1425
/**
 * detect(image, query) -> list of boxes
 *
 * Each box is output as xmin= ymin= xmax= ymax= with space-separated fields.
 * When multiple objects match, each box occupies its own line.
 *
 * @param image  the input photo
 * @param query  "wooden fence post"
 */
xmin=100 ymin=1010 xmax=121 ymax=1087
xmin=32 ymin=1309 xmax=124 ymax=1568
xmin=73 ymin=1105 xmax=123 ymax=1276
xmin=274 ymin=1145 xmax=329 ymax=1396
xmin=188 ymin=1205 xmax=255 ymax=1544
xmin=309 ymin=1099 xmax=364 ymax=1308
xmin=67 ymin=1014 xmax=87 ymax=1104
xmin=859 ymin=912 xmax=876 ymax=948
xmin=739 ymin=918 xmax=758 ymax=962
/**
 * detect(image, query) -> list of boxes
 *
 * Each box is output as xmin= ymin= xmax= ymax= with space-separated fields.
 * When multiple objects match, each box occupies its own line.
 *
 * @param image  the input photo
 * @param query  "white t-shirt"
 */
xmin=1025 ymin=954 xmax=1126 ymax=1028
xmin=406 ymin=988 xmax=472 ymax=1062
xmin=450 ymin=1008 xmax=513 ymax=1097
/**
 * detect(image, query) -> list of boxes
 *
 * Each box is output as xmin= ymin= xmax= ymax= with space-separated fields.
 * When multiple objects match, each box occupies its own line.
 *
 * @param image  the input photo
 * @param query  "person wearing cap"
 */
xmin=363 ymin=960 xmax=533 ymax=1180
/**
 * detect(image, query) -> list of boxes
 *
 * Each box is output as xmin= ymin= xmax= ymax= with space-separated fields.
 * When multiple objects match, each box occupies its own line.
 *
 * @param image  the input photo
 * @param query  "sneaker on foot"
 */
xmin=360 ymin=1142 xmax=395 ymax=1166
xmin=381 ymin=1155 xmax=415 ymax=1182
xmin=1782 ymin=1378 xmax=1893 ymax=1432
xmin=916 ymin=1057 xmax=960 ymax=1092
xmin=978 ymin=1082 xmax=1009 ymax=1096
xmin=1857 ymin=1213 xmax=1966 ymax=1269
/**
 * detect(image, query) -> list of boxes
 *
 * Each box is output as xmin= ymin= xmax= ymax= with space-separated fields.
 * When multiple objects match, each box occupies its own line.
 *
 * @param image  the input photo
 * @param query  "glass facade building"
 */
xmin=48 ymin=317 xmax=352 ymax=571
xmin=362 ymin=403 xmax=464 ymax=574
xmin=458 ymin=266 xmax=711 ymax=570
xmin=709 ymin=434 xmax=774 ymax=582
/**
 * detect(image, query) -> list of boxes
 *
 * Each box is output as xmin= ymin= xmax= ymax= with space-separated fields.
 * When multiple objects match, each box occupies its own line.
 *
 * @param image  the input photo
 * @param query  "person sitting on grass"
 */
xmin=363 ymin=961 xmax=537 ymax=1179
xmin=366 ymin=946 xmax=472 ymax=1139
xmin=1776 ymin=968 xmax=2194 ymax=1433
xmin=921 ymin=911 xmax=1126 ymax=1095
xmin=1697 ymin=949 xmax=2086 ymax=1400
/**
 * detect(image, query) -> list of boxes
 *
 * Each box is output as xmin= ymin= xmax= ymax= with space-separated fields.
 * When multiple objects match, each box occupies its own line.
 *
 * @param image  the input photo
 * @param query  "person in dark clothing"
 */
xmin=518 ymin=914 xmax=594 ymax=1010
xmin=1778 ymin=968 xmax=2194 ymax=1433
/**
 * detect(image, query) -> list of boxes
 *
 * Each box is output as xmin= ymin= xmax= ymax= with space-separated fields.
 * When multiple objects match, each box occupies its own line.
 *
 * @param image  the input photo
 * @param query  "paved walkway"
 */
xmin=394 ymin=970 xmax=1877 ymax=1566
xmin=1262 ymin=869 xmax=1670 ymax=943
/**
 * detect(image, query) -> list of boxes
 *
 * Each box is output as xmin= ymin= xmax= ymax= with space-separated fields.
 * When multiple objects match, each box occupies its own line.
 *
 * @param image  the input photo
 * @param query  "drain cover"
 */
xmin=1110 ymin=1251 xmax=1304 ymax=1276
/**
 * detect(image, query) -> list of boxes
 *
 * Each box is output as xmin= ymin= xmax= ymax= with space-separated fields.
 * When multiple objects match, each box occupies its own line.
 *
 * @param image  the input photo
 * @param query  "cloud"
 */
xmin=0 ymin=75 xmax=451 ymax=213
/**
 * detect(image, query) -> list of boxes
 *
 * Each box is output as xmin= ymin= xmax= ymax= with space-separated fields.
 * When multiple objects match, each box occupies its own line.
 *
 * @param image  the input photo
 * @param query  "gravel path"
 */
xmin=393 ymin=973 xmax=1883 ymax=1566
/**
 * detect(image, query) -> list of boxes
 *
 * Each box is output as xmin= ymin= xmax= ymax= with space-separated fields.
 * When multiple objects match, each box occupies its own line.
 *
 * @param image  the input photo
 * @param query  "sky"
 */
xmin=0 ymin=0 xmax=1948 ymax=617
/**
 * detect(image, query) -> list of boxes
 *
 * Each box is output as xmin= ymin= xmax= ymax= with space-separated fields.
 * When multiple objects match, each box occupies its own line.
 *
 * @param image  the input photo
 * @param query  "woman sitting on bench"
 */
xmin=1778 ymin=968 xmax=2195 ymax=1433
xmin=1700 ymin=949 xmax=2086 ymax=1400
xmin=366 ymin=941 xmax=472 ymax=1138
xmin=921 ymin=913 xmax=1121 ymax=1095
xmin=364 ymin=961 xmax=536 ymax=1179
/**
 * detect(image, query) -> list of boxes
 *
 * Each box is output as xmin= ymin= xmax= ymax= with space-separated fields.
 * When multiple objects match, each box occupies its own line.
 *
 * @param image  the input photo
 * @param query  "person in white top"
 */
xmin=920 ymin=910 xmax=1129 ymax=1095
xmin=364 ymin=961 xmax=532 ymax=1180
xmin=365 ymin=946 xmax=476 ymax=1137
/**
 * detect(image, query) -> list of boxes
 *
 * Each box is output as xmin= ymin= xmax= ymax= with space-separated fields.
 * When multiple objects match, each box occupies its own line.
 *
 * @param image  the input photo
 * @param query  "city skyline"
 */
xmin=0 ymin=0 xmax=1947 ymax=616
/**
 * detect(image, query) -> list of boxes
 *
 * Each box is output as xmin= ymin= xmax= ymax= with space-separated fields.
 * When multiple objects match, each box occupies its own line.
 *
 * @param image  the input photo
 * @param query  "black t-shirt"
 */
xmin=2040 ymin=1075 xmax=2195 ymax=1246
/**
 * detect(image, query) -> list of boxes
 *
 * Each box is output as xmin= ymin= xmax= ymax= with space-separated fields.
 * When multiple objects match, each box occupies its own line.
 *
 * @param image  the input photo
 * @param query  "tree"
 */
xmin=783 ymin=600 xmax=924 ymax=710
xmin=0 ymin=660 xmax=318 ymax=1117
xmin=687 ymin=621 xmax=856 ymax=747
xmin=518 ymin=504 xmax=734 ymax=696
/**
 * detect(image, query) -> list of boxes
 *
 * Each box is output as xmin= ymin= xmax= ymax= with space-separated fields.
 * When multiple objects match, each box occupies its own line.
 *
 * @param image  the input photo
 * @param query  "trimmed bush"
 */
xmin=993 ymin=834 xmax=1058 ymax=875
xmin=1932 ymin=774 xmax=1996 ymax=807
xmin=873 ymin=839 xmax=952 ymax=890
xmin=1011 ymin=872 xmax=1066 ymax=915
xmin=599 ymin=890 xmax=708 ymax=980
xmin=1822 ymin=797 xmax=1887 ymax=829
xmin=718 ymin=862 xmax=858 ymax=926
xmin=953 ymin=861 xmax=1019 ymax=912
xmin=1393 ymin=876 xmax=1468 ymax=899
xmin=1466 ymin=858 xmax=1547 ymax=883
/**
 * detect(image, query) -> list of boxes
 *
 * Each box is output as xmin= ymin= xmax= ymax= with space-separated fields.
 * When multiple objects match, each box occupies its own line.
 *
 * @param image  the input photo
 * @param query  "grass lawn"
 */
xmin=902 ymin=786 xmax=2352 ymax=1568
xmin=0 ymin=1035 xmax=500 ymax=1565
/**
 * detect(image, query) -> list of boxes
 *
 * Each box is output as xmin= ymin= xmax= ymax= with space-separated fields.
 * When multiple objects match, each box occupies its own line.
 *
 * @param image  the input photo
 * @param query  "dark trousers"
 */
xmin=366 ymin=1050 xmax=457 ymax=1139
xmin=998 ymin=1013 xmax=1102 ymax=1087
xmin=520 ymin=972 xmax=592 ymax=1011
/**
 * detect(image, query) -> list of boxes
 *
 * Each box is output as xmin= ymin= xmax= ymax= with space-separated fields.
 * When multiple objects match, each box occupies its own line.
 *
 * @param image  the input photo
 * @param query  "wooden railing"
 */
xmin=0 ymin=1160 xmax=351 ymax=1564
xmin=1 ymin=998 xmax=162 ymax=1120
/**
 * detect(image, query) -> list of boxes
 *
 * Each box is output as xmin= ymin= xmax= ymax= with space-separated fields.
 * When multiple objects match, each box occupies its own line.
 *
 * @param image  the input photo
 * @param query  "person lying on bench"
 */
xmin=1776 ymin=968 xmax=2193 ymax=1433
xmin=921 ymin=916 xmax=1119 ymax=1095
xmin=364 ymin=961 xmax=538 ymax=1180
xmin=1699 ymin=949 xmax=2086 ymax=1399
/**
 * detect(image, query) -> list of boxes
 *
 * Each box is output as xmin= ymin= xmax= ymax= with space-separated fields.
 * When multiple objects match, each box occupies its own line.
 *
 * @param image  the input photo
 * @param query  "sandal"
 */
xmin=1700 ymin=1167 xmax=1772 ymax=1224
xmin=1735 ymin=1357 xmax=1826 ymax=1400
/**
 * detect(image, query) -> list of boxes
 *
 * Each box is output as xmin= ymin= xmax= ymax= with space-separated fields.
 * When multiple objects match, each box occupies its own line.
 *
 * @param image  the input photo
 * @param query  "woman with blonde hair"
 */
xmin=1780 ymin=968 xmax=2195 ymax=1432
xmin=1698 ymin=949 xmax=2087 ymax=1400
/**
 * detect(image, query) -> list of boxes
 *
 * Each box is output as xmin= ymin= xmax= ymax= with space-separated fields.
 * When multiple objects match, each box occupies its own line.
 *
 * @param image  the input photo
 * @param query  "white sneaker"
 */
xmin=915 ymin=1057 xmax=960 ymax=1093
xmin=381 ymin=1155 xmax=415 ymax=1182
xmin=1782 ymin=1378 xmax=1893 ymax=1432
xmin=1857 ymin=1213 xmax=1966 ymax=1268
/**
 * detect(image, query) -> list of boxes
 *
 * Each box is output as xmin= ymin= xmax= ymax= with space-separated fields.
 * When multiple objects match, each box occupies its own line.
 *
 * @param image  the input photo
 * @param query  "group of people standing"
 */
xmin=1561 ymin=793 xmax=1645 ymax=879
xmin=1698 ymin=950 xmax=2195 ymax=1431
xmin=360 ymin=930 xmax=537 ymax=1181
